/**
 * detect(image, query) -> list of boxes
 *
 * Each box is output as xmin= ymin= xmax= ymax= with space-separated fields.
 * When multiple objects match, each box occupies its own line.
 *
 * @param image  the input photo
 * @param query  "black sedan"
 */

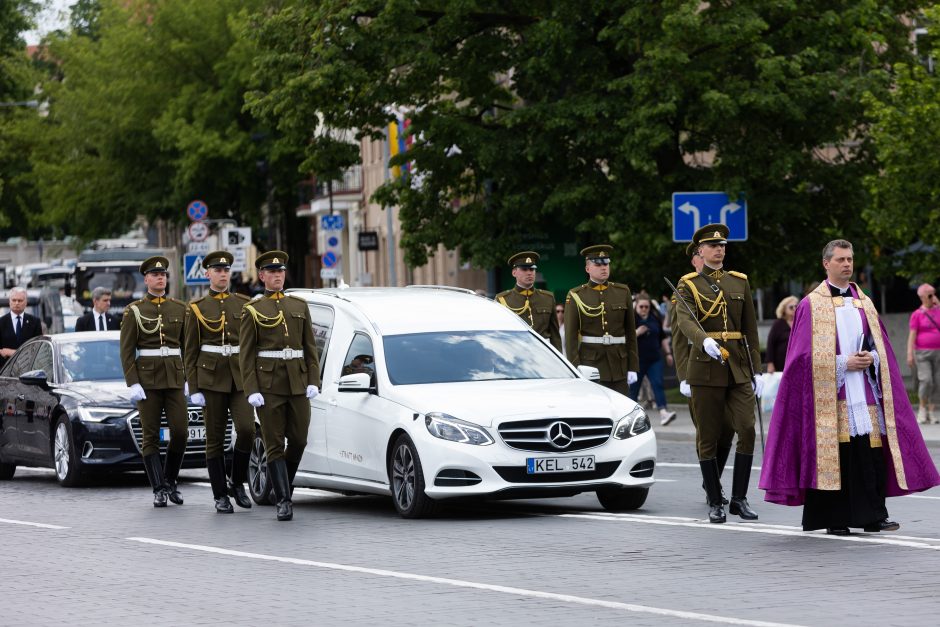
xmin=0 ymin=331 xmax=229 ymax=486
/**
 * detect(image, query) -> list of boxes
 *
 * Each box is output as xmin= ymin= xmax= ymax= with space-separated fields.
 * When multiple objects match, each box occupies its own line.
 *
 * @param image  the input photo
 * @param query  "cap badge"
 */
xmin=155 ymin=261 xmax=163 ymax=268
xmin=525 ymin=257 xmax=532 ymax=263
xmin=599 ymin=251 xmax=607 ymax=257
xmin=272 ymin=257 xmax=280 ymax=264
xmin=713 ymin=232 xmax=720 ymax=238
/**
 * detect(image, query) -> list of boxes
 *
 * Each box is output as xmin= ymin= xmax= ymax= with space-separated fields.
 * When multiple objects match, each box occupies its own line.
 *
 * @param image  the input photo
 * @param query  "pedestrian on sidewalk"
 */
xmin=759 ymin=240 xmax=940 ymax=536
xmin=765 ymin=296 xmax=797 ymax=374
xmin=630 ymin=294 xmax=676 ymax=425
xmin=907 ymin=283 xmax=940 ymax=424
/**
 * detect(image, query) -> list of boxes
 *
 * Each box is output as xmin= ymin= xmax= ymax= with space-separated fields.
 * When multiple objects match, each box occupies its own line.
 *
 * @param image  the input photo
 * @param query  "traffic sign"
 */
xmin=187 ymin=200 xmax=209 ymax=222
xmin=321 ymin=250 xmax=338 ymax=268
xmin=183 ymin=254 xmax=209 ymax=285
xmin=672 ymin=192 xmax=747 ymax=242
xmin=188 ymin=221 xmax=209 ymax=242
xmin=187 ymin=241 xmax=210 ymax=254
xmin=320 ymin=214 xmax=345 ymax=231
xmin=320 ymin=268 xmax=339 ymax=279
xmin=221 ymin=226 xmax=251 ymax=272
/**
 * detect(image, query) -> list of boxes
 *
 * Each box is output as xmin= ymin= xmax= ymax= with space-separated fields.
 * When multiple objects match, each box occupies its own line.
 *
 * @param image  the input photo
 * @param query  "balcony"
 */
xmin=296 ymin=165 xmax=363 ymax=217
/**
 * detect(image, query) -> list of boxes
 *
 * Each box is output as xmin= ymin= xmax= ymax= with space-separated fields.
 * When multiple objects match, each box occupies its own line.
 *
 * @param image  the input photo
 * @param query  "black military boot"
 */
xmin=286 ymin=459 xmax=300 ymax=498
xmin=143 ymin=453 xmax=168 ymax=508
xmin=699 ymin=458 xmax=726 ymax=524
xmin=163 ymin=450 xmax=185 ymax=505
xmin=227 ymin=449 xmax=252 ymax=509
xmin=207 ymin=457 xmax=234 ymax=514
xmin=728 ymin=453 xmax=759 ymax=520
xmin=716 ymin=445 xmax=732 ymax=505
xmin=269 ymin=458 xmax=293 ymax=521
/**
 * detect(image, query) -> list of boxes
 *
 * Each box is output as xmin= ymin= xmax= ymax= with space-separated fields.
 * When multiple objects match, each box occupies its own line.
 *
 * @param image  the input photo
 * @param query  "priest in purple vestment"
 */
xmin=759 ymin=239 xmax=940 ymax=535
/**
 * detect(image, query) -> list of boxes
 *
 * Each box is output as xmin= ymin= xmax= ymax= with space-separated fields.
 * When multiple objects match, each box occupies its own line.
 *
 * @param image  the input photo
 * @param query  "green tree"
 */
xmin=247 ymin=0 xmax=924 ymax=289
xmin=864 ymin=5 xmax=940 ymax=280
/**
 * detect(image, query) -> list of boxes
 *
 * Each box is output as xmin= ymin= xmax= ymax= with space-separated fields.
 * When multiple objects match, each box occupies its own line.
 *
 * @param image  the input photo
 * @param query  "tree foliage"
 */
xmin=248 ymin=0 xmax=924 ymax=288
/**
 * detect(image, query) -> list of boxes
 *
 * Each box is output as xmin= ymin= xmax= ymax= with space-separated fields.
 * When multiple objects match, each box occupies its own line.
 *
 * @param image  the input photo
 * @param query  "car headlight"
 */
xmin=78 ymin=407 xmax=131 ymax=423
xmin=425 ymin=412 xmax=494 ymax=445
xmin=613 ymin=406 xmax=651 ymax=439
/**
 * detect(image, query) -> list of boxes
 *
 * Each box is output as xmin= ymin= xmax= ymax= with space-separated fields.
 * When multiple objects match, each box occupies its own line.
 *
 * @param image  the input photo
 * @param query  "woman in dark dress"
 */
xmin=765 ymin=296 xmax=797 ymax=373
xmin=629 ymin=295 xmax=677 ymax=425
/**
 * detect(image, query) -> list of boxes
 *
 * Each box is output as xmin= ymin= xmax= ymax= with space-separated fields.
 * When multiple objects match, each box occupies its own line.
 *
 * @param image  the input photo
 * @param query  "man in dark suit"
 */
xmin=1 ymin=286 xmax=43 ymax=365
xmin=75 ymin=287 xmax=121 ymax=332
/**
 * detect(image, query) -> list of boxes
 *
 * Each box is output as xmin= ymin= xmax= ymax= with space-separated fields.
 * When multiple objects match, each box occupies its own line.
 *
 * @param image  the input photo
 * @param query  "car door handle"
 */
xmin=328 ymin=398 xmax=337 ymax=407
xmin=15 ymin=394 xmax=25 ymax=401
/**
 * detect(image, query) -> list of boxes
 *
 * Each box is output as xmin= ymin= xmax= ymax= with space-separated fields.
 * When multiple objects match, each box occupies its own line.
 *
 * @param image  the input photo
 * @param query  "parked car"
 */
xmin=247 ymin=286 xmax=656 ymax=518
xmin=0 ymin=332 xmax=228 ymax=485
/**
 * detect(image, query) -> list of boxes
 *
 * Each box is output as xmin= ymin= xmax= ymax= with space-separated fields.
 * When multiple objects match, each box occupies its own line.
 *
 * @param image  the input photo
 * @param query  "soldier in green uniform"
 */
xmin=184 ymin=251 xmax=254 ymax=514
xmin=495 ymin=251 xmax=562 ymax=352
xmin=239 ymin=251 xmax=320 ymax=522
xmin=671 ymin=242 xmax=734 ymax=505
xmin=675 ymin=224 xmax=763 ymax=524
xmin=119 ymin=256 xmax=189 ymax=507
xmin=564 ymin=245 xmax=639 ymax=395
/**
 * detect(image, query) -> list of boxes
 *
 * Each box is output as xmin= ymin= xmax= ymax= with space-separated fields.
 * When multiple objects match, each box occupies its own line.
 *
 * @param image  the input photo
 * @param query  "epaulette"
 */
xmin=536 ymin=288 xmax=554 ymax=297
xmin=167 ymin=297 xmax=186 ymax=305
xmin=494 ymin=289 xmax=510 ymax=299
xmin=250 ymin=294 xmax=264 ymax=302
xmin=123 ymin=298 xmax=144 ymax=314
xmin=680 ymin=272 xmax=698 ymax=281
xmin=234 ymin=293 xmax=250 ymax=301
xmin=728 ymin=270 xmax=747 ymax=280
xmin=288 ymin=294 xmax=308 ymax=303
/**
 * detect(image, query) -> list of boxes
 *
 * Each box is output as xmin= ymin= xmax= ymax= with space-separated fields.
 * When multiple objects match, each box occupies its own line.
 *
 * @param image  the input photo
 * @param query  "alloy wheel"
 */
xmin=391 ymin=443 xmax=416 ymax=511
xmin=249 ymin=435 xmax=268 ymax=500
xmin=54 ymin=422 xmax=70 ymax=481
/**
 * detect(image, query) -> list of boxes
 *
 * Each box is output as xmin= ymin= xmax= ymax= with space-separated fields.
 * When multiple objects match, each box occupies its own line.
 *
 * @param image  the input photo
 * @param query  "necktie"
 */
xmin=98 ymin=314 xmax=104 ymax=331
xmin=15 ymin=316 xmax=21 ymax=341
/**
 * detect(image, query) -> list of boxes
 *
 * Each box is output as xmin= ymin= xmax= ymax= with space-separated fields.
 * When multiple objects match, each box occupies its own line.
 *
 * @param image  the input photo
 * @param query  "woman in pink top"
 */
xmin=907 ymin=283 xmax=940 ymax=424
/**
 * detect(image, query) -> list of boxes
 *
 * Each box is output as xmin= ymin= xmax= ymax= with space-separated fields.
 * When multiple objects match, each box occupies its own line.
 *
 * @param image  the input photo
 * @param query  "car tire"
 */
xmin=53 ymin=415 xmax=84 ymax=487
xmin=596 ymin=486 xmax=649 ymax=512
xmin=0 ymin=459 xmax=14 ymax=480
xmin=388 ymin=434 xmax=436 ymax=518
xmin=248 ymin=428 xmax=274 ymax=506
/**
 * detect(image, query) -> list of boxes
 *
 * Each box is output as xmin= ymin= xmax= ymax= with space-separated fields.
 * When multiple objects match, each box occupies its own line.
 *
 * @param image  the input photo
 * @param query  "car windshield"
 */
xmin=383 ymin=330 xmax=573 ymax=384
xmin=59 ymin=339 xmax=124 ymax=382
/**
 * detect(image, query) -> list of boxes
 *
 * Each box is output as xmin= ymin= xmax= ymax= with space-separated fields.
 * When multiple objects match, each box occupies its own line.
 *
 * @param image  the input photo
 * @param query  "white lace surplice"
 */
xmin=834 ymin=297 xmax=884 ymax=437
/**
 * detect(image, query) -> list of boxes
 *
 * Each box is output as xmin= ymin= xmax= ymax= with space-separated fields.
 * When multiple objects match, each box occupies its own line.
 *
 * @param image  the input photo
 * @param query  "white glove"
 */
xmin=753 ymin=374 xmax=765 ymax=398
xmin=190 ymin=392 xmax=206 ymax=407
xmin=306 ymin=385 xmax=319 ymax=399
xmin=184 ymin=382 xmax=190 ymax=396
xmin=128 ymin=383 xmax=147 ymax=402
xmin=703 ymin=338 xmax=723 ymax=361
xmin=680 ymin=380 xmax=692 ymax=398
xmin=248 ymin=393 xmax=265 ymax=408
xmin=627 ymin=371 xmax=638 ymax=385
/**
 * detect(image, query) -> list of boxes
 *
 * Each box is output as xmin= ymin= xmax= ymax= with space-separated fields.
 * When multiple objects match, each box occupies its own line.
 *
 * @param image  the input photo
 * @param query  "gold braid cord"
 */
xmin=245 ymin=303 xmax=289 ymax=337
xmin=569 ymin=291 xmax=606 ymax=332
xmin=682 ymin=279 xmax=726 ymax=322
xmin=190 ymin=303 xmax=225 ymax=333
xmin=497 ymin=296 xmax=533 ymax=326
xmin=130 ymin=304 xmax=162 ymax=335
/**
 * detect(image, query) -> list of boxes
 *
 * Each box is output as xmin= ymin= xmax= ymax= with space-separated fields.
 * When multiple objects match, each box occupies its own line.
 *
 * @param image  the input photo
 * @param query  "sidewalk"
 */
xmin=650 ymin=403 xmax=940 ymax=445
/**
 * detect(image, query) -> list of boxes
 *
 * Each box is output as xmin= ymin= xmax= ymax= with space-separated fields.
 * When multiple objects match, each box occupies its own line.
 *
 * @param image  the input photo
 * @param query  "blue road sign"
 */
xmin=672 ymin=192 xmax=747 ymax=242
xmin=321 ymin=251 xmax=338 ymax=268
xmin=320 ymin=214 xmax=345 ymax=231
xmin=184 ymin=254 xmax=209 ymax=285
xmin=187 ymin=200 xmax=208 ymax=221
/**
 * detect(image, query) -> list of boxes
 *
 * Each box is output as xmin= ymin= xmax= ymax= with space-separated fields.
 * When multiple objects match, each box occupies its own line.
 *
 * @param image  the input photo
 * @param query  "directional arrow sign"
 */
xmin=672 ymin=192 xmax=747 ymax=242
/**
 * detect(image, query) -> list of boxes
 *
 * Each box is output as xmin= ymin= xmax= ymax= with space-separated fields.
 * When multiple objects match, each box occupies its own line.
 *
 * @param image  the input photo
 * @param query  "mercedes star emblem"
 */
xmin=548 ymin=421 xmax=574 ymax=449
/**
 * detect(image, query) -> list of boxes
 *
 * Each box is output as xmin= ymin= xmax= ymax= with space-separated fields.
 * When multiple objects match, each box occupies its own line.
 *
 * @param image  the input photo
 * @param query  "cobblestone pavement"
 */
xmin=3 ymin=438 xmax=940 ymax=627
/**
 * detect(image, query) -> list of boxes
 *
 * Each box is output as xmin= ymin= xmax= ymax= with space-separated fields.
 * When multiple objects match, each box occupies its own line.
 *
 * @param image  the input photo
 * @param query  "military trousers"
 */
xmin=203 ymin=389 xmax=254 ymax=459
xmin=138 ymin=388 xmax=188 ymax=457
xmin=258 ymin=392 xmax=310 ymax=463
xmin=687 ymin=400 xmax=735 ymax=459
xmin=690 ymin=382 xmax=755 ymax=459
xmin=599 ymin=379 xmax=630 ymax=396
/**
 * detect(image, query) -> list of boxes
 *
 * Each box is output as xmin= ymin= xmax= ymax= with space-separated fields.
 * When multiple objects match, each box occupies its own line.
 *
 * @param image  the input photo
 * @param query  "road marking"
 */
xmin=127 ymin=537 xmax=804 ymax=627
xmin=903 ymin=494 xmax=940 ymax=500
xmin=658 ymin=462 xmax=764 ymax=471
xmin=0 ymin=517 xmax=68 ymax=529
xmin=188 ymin=481 xmax=338 ymax=498
xmin=559 ymin=512 xmax=940 ymax=549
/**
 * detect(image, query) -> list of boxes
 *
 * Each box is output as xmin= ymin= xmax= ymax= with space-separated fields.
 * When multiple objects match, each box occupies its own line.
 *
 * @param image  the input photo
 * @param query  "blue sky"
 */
xmin=25 ymin=0 xmax=71 ymax=45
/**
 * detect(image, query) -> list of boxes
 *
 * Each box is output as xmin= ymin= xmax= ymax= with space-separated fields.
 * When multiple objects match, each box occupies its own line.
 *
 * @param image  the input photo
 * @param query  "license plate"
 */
xmin=160 ymin=427 xmax=206 ymax=442
xmin=526 ymin=455 xmax=595 ymax=474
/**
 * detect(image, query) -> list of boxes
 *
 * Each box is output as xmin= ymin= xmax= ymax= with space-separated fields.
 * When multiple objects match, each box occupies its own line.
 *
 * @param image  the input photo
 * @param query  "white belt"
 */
xmin=138 ymin=347 xmax=182 ymax=357
xmin=258 ymin=348 xmax=304 ymax=360
xmin=201 ymin=344 xmax=240 ymax=355
xmin=581 ymin=335 xmax=626 ymax=345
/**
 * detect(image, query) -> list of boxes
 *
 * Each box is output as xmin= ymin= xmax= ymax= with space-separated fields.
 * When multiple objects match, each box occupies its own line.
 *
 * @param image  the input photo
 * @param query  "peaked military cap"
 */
xmin=693 ymin=223 xmax=729 ymax=246
xmin=140 ymin=255 xmax=170 ymax=275
xmin=685 ymin=241 xmax=699 ymax=257
xmin=202 ymin=250 xmax=233 ymax=269
xmin=255 ymin=250 xmax=288 ymax=270
xmin=580 ymin=244 xmax=612 ymax=263
xmin=508 ymin=251 xmax=539 ymax=268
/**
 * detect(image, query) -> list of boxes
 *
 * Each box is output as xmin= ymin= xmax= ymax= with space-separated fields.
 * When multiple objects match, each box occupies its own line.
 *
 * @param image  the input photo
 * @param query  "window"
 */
xmin=3 ymin=342 xmax=40 ymax=378
xmin=341 ymin=333 xmax=375 ymax=380
xmin=308 ymin=304 xmax=335 ymax=377
xmin=31 ymin=342 xmax=54 ymax=378
xmin=59 ymin=339 xmax=124 ymax=383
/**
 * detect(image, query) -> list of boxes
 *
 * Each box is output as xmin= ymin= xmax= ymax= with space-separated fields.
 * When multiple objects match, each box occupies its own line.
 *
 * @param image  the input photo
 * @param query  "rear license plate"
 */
xmin=526 ymin=455 xmax=595 ymax=474
xmin=160 ymin=427 xmax=206 ymax=442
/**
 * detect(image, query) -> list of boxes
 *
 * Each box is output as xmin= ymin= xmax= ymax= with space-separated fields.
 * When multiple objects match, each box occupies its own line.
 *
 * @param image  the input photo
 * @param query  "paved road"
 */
xmin=2 ymin=437 xmax=940 ymax=627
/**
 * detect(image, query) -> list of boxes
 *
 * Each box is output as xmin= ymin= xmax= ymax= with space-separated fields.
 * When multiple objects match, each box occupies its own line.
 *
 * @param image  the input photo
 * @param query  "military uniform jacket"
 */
xmin=670 ymin=297 xmax=692 ymax=382
xmin=495 ymin=286 xmax=562 ymax=351
xmin=184 ymin=291 xmax=250 ymax=394
xmin=120 ymin=295 xmax=187 ymax=389
xmin=564 ymin=281 xmax=639 ymax=380
xmin=675 ymin=268 xmax=760 ymax=387
xmin=239 ymin=293 xmax=320 ymax=397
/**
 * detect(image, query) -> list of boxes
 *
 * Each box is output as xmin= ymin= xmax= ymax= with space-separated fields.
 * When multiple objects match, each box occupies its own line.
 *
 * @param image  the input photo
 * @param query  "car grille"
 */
xmin=127 ymin=407 xmax=232 ymax=456
xmin=493 ymin=461 xmax=621 ymax=483
xmin=497 ymin=417 xmax=613 ymax=452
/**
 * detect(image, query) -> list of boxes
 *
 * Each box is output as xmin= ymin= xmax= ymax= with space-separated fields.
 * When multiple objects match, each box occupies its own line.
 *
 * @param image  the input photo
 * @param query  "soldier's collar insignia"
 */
xmin=590 ymin=283 xmax=608 ymax=291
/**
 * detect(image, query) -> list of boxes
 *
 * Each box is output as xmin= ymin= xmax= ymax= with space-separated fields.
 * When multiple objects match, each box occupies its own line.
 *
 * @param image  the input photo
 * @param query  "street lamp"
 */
xmin=0 ymin=100 xmax=39 ymax=108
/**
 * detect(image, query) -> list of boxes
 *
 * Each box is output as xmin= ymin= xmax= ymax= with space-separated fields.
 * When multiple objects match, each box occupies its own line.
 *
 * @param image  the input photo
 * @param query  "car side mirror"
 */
xmin=577 ymin=365 xmax=601 ymax=381
xmin=338 ymin=372 xmax=376 ymax=393
xmin=20 ymin=369 xmax=50 ymax=389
